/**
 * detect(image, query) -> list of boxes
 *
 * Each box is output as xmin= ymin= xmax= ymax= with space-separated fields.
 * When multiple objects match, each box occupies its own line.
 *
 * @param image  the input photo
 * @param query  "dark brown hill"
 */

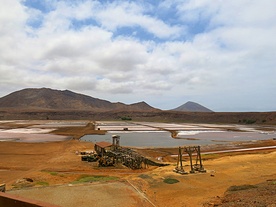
xmin=129 ymin=101 xmax=154 ymax=111
xmin=0 ymin=109 xmax=275 ymax=125
xmin=0 ymin=88 xmax=157 ymax=112
xmin=172 ymin=101 xmax=213 ymax=112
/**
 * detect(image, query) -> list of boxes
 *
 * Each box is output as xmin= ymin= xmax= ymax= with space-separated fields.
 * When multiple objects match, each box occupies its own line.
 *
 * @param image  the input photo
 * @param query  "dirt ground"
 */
xmin=0 ymin=139 xmax=275 ymax=206
xmin=0 ymin=121 xmax=276 ymax=206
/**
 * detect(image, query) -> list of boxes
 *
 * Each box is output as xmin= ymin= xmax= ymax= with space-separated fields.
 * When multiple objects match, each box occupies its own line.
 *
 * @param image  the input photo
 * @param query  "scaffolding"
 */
xmin=174 ymin=146 xmax=206 ymax=174
xmin=82 ymin=135 xmax=169 ymax=169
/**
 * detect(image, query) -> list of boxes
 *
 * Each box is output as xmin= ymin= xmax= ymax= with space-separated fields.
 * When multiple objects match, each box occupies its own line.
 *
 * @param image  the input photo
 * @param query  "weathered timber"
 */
xmin=174 ymin=146 xmax=206 ymax=174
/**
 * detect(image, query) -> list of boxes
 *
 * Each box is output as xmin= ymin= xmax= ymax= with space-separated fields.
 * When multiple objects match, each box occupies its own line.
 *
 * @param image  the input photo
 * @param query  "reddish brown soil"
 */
xmin=0 ymin=121 xmax=275 ymax=206
xmin=0 ymin=139 xmax=275 ymax=206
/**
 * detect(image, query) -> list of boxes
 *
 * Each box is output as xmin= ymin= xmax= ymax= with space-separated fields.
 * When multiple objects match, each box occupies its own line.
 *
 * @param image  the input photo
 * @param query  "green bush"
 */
xmin=71 ymin=175 xmax=118 ymax=184
xmin=36 ymin=181 xmax=49 ymax=186
xmin=163 ymin=178 xmax=179 ymax=184
xmin=121 ymin=116 xmax=132 ymax=121
xmin=49 ymin=172 xmax=58 ymax=176
xmin=139 ymin=174 xmax=151 ymax=179
xmin=242 ymin=119 xmax=256 ymax=124
xmin=227 ymin=184 xmax=257 ymax=191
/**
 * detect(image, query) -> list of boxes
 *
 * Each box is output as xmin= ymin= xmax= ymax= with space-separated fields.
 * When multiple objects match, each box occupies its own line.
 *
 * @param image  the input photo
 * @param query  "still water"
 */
xmin=81 ymin=131 xmax=275 ymax=148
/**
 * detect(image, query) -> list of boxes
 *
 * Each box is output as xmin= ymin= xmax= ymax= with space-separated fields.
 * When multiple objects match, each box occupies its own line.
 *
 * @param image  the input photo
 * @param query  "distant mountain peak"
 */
xmin=129 ymin=101 xmax=157 ymax=110
xmin=0 ymin=88 xmax=158 ymax=112
xmin=171 ymin=101 xmax=213 ymax=112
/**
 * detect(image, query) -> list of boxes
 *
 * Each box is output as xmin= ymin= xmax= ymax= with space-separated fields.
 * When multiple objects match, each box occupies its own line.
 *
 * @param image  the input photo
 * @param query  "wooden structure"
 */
xmin=112 ymin=135 xmax=120 ymax=150
xmin=90 ymin=135 xmax=168 ymax=169
xmin=174 ymin=146 xmax=206 ymax=174
xmin=94 ymin=141 xmax=113 ymax=157
xmin=174 ymin=147 xmax=188 ymax=174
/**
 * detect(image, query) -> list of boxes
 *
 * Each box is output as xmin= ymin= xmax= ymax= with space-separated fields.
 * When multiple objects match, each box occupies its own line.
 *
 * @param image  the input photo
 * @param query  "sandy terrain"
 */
xmin=9 ymin=181 xmax=150 ymax=207
xmin=1 ymin=140 xmax=275 ymax=206
xmin=0 ymin=120 xmax=275 ymax=206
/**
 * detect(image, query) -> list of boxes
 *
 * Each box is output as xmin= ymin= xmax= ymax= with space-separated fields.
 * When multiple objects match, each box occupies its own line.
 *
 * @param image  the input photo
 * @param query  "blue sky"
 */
xmin=0 ymin=0 xmax=276 ymax=112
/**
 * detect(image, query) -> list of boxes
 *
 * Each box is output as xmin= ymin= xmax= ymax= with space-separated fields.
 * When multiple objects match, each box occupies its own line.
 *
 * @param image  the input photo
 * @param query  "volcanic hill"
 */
xmin=0 ymin=88 xmax=157 ymax=112
xmin=172 ymin=101 xmax=213 ymax=112
xmin=0 ymin=88 xmax=275 ymax=124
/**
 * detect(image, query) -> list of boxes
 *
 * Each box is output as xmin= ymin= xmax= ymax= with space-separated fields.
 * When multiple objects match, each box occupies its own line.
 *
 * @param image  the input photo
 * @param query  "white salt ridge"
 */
xmin=177 ymin=130 xmax=225 ymax=136
xmin=0 ymin=128 xmax=54 ymax=133
xmin=109 ymin=130 xmax=166 ymax=134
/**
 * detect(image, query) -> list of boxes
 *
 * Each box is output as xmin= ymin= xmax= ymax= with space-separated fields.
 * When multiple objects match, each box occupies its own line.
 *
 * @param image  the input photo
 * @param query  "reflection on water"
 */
xmin=81 ymin=131 xmax=276 ymax=148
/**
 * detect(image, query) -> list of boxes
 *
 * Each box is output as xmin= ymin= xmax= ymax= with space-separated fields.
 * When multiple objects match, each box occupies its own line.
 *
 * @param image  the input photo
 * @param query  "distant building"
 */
xmin=94 ymin=141 xmax=113 ymax=156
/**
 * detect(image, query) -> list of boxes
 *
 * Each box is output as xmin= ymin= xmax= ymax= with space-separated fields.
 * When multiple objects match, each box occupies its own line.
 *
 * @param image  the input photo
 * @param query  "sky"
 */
xmin=0 ymin=0 xmax=275 ymax=112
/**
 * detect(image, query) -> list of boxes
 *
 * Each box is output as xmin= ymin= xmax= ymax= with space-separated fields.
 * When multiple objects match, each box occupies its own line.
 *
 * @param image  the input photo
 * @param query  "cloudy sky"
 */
xmin=0 ymin=0 xmax=275 ymax=112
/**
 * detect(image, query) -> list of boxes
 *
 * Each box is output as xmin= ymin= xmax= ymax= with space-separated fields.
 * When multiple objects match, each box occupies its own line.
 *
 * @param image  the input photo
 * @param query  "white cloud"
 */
xmin=176 ymin=0 xmax=218 ymax=24
xmin=0 ymin=0 xmax=275 ymax=111
xmin=95 ymin=1 xmax=183 ymax=39
xmin=0 ymin=0 xmax=28 ymax=34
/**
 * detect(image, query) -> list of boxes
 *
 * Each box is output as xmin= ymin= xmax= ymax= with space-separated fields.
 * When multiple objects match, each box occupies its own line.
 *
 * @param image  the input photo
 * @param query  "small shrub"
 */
xmin=269 ymin=181 xmax=276 ymax=185
xmin=121 ymin=116 xmax=132 ymax=121
xmin=42 ymin=171 xmax=65 ymax=177
xmin=49 ymin=172 xmax=58 ymax=176
xmin=242 ymin=119 xmax=256 ymax=124
xmin=139 ymin=174 xmax=151 ymax=179
xmin=227 ymin=184 xmax=257 ymax=191
xmin=163 ymin=178 xmax=179 ymax=184
xmin=36 ymin=181 xmax=49 ymax=186
xmin=71 ymin=175 xmax=118 ymax=184
xmin=246 ymin=119 xmax=256 ymax=124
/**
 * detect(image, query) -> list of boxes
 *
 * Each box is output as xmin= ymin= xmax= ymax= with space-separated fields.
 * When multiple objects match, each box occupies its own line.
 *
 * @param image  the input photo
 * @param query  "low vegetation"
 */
xmin=120 ymin=116 xmax=132 ymax=121
xmin=163 ymin=178 xmax=179 ymax=184
xmin=227 ymin=184 xmax=257 ymax=191
xmin=36 ymin=181 xmax=49 ymax=186
xmin=71 ymin=175 xmax=118 ymax=184
xmin=49 ymin=171 xmax=58 ymax=176
xmin=239 ymin=119 xmax=257 ymax=124
xmin=138 ymin=174 xmax=152 ymax=179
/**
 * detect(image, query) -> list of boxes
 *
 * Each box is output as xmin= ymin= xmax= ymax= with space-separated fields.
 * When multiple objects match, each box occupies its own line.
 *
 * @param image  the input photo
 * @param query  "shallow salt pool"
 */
xmin=81 ymin=131 xmax=276 ymax=148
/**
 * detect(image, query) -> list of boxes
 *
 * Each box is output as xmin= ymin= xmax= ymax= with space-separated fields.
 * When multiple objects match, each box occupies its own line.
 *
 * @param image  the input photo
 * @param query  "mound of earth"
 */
xmin=0 ymin=88 xmax=157 ymax=112
xmin=204 ymin=180 xmax=276 ymax=207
